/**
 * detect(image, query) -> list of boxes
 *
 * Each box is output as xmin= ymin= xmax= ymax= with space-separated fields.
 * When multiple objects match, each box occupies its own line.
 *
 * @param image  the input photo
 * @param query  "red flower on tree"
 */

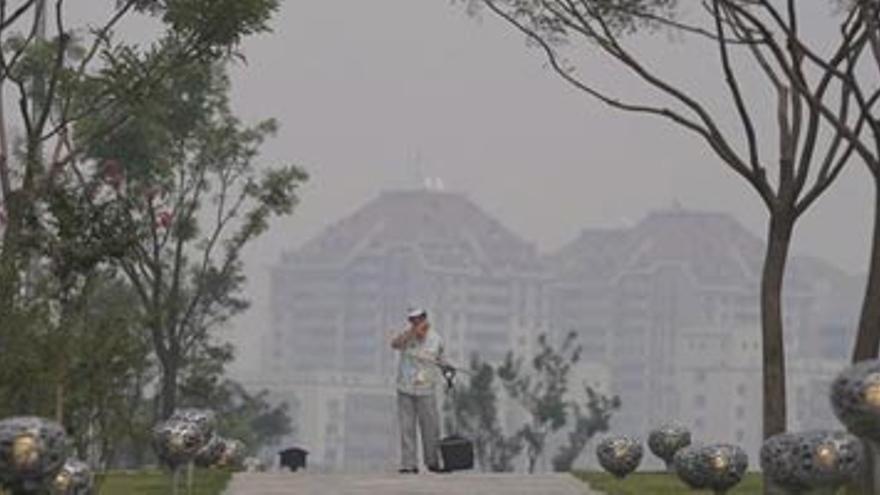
xmin=157 ymin=211 xmax=173 ymax=229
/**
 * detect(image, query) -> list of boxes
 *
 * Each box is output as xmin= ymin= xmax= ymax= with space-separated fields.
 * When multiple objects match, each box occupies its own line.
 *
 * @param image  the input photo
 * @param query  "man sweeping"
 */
xmin=390 ymin=308 xmax=446 ymax=474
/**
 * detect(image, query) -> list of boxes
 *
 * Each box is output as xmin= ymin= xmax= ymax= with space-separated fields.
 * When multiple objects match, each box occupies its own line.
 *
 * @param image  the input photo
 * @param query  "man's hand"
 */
xmin=390 ymin=328 xmax=416 ymax=350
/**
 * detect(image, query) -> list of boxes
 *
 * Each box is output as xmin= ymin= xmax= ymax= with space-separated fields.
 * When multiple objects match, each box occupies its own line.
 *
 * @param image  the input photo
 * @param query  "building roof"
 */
xmin=549 ymin=208 xmax=847 ymax=291
xmin=281 ymin=190 xmax=544 ymax=274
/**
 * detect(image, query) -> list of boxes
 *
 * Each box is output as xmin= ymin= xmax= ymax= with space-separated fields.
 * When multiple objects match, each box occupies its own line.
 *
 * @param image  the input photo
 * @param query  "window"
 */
xmin=328 ymin=399 xmax=341 ymax=421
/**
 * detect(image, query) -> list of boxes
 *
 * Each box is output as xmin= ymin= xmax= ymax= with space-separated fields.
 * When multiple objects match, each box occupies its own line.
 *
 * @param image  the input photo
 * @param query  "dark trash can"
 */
xmin=439 ymin=435 xmax=474 ymax=471
xmin=279 ymin=447 xmax=308 ymax=472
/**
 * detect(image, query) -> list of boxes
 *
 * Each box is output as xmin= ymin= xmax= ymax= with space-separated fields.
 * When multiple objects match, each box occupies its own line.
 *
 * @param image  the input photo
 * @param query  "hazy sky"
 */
xmin=57 ymin=2 xmax=877 ymax=371
xmin=226 ymin=1 xmax=871 ymax=266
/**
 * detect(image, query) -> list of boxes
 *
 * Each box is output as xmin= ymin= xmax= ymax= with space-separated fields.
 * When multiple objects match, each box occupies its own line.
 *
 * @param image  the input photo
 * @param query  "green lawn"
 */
xmin=575 ymin=471 xmax=763 ymax=494
xmin=95 ymin=469 xmax=232 ymax=495
xmin=574 ymin=471 xmax=862 ymax=494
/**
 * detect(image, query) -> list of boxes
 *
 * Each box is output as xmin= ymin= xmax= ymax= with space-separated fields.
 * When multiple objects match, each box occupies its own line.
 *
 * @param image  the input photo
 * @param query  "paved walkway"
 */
xmin=223 ymin=472 xmax=600 ymax=495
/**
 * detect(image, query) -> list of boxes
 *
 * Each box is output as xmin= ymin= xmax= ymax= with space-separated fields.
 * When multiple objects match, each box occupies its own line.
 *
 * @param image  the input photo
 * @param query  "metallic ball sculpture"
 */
xmin=830 ymin=359 xmax=880 ymax=441
xmin=698 ymin=444 xmax=748 ymax=495
xmin=673 ymin=445 xmax=709 ymax=490
xmin=647 ymin=422 xmax=691 ymax=471
xmin=194 ymin=436 xmax=227 ymax=468
xmin=151 ymin=418 xmax=212 ymax=468
xmin=790 ymin=430 xmax=863 ymax=491
xmin=52 ymin=458 xmax=93 ymax=495
xmin=0 ymin=416 xmax=68 ymax=493
xmin=215 ymin=438 xmax=246 ymax=469
xmin=168 ymin=409 xmax=217 ymax=439
xmin=596 ymin=436 xmax=642 ymax=479
xmin=760 ymin=433 xmax=808 ymax=494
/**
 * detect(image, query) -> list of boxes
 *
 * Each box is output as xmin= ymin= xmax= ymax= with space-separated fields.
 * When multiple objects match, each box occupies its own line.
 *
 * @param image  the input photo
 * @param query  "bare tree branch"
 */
xmin=0 ymin=0 xmax=38 ymax=34
xmin=712 ymin=0 xmax=761 ymax=174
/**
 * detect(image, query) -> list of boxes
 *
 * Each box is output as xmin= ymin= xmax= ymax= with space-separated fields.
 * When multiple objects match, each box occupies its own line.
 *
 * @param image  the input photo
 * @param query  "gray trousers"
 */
xmin=397 ymin=391 xmax=440 ymax=469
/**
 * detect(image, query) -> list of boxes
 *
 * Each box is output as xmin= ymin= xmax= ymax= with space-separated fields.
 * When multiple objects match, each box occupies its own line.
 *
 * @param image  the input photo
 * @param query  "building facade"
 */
xmin=256 ymin=194 xmax=855 ymax=471
xmin=547 ymin=208 xmax=856 ymax=464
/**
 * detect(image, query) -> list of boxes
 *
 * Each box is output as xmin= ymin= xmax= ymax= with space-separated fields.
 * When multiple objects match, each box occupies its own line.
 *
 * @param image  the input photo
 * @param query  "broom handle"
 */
xmin=402 ymin=351 xmax=473 ymax=376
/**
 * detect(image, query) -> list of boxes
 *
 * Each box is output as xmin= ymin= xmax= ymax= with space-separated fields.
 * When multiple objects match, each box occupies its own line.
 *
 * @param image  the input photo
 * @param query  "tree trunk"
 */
xmin=54 ymin=380 xmax=64 ymax=424
xmin=160 ymin=358 xmax=179 ymax=420
xmin=853 ymin=180 xmax=880 ymax=362
xmin=761 ymin=212 xmax=793 ymax=494
xmin=761 ymin=213 xmax=792 ymax=438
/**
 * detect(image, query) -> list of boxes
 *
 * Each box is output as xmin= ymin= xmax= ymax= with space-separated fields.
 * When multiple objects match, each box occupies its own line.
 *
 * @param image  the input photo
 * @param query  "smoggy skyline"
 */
xmin=227 ymin=2 xmax=870 ymax=272
xmin=61 ymin=2 xmax=874 ymax=372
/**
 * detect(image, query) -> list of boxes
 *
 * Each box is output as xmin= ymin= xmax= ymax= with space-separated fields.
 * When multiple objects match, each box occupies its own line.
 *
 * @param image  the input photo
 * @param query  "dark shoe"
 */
xmin=398 ymin=468 xmax=419 ymax=474
xmin=427 ymin=465 xmax=450 ymax=473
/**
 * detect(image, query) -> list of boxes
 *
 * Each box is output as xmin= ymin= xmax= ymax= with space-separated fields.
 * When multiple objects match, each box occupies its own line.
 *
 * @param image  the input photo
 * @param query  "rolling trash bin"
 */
xmin=439 ymin=364 xmax=475 ymax=471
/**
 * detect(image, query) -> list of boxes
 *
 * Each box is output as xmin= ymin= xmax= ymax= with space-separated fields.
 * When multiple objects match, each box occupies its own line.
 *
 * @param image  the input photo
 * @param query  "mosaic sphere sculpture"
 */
xmin=760 ymin=433 xmax=808 ymax=494
xmin=673 ymin=445 xmax=709 ymax=490
xmin=830 ymin=359 xmax=880 ymax=441
xmin=596 ymin=436 xmax=642 ymax=479
xmin=194 ymin=436 xmax=227 ymax=468
xmin=699 ymin=444 xmax=748 ymax=494
xmin=0 ymin=416 xmax=68 ymax=492
xmin=791 ymin=430 xmax=863 ymax=489
xmin=168 ymin=409 xmax=217 ymax=439
xmin=647 ymin=422 xmax=691 ymax=470
xmin=52 ymin=458 xmax=93 ymax=495
xmin=215 ymin=438 xmax=246 ymax=469
xmin=151 ymin=418 xmax=212 ymax=468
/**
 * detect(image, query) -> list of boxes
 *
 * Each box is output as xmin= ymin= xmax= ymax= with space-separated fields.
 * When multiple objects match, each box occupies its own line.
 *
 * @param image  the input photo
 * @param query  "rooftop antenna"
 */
xmin=407 ymin=149 xmax=446 ymax=192
xmin=408 ymin=148 xmax=427 ymax=190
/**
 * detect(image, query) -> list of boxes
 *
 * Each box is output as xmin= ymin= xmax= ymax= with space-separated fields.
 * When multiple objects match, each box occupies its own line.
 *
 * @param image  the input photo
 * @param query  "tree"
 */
xmin=498 ymin=332 xmax=582 ymax=473
xmin=444 ymin=354 xmax=524 ymax=472
xmin=0 ymin=2 xmax=298 ymax=470
xmin=551 ymin=385 xmax=620 ymax=472
xmin=460 ymin=0 xmax=869 ymax=444
xmin=58 ymin=275 xmax=155 ymax=469
xmin=0 ymin=0 xmax=282 ymax=317
xmin=78 ymin=61 xmax=307 ymax=418
xmin=0 ymin=160 xmax=152 ymax=463
xmin=810 ymin=1 xmax=880 ymax=363
xmin=0 ymin=269 xmax=156 ymax=469
xmin=0 ymin=0 xmax=287 ymax=437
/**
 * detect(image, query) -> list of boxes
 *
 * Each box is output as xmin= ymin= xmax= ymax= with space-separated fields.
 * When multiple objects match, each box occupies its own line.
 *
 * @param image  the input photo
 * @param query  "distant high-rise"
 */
xmin=261 ymin=190 xmax=548 ymax=470
xmin=546 ymin=208 xmax=858 ymax=462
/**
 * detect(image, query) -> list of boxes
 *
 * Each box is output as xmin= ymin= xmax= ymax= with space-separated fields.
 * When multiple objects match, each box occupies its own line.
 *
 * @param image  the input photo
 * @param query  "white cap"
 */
xmin=407 ymin=308 xmax=427 ymax=319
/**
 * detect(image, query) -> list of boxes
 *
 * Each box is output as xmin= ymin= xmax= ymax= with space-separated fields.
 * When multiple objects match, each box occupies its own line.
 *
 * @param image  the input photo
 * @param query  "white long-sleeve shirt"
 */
xmin=396 ymin=330 xmax=444 ymax=396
